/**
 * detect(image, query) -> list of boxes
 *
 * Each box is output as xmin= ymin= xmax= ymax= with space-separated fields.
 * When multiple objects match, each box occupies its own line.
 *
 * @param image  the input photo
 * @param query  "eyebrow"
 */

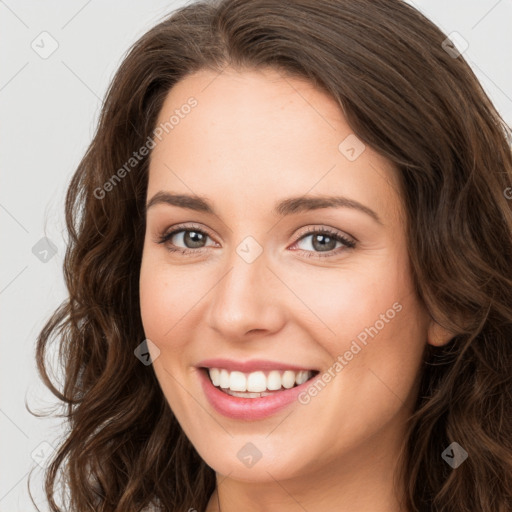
xmin=145 ymin=191 xmax=383 ymax=225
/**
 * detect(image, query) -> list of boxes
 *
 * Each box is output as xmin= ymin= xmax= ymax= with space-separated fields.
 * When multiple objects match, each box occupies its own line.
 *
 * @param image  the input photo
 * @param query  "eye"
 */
xmin=155 ymin=224 xmax=356 ymax=259
xmin=156 ymin=224 xmax=217 ymax=255
xmin=289 ymin=227 xmax=356 ymax=258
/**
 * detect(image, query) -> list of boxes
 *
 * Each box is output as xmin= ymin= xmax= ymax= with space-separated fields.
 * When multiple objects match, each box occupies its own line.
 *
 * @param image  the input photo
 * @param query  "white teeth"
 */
xmin=219 ymin=369 xmax=230 ymax=389
xmin=296 ymin=370 xmax=309 ymax=385
xmin=267 ymin=370 xmax=282 ymax=390
xmin=225 ymin=389 xmax=274 ymax=398
xmin=209 ymin=368 xmax=220 ymax=387
xmin=207 ymin=368 xmax=314 ymax=393
xmin=229 ymin=371 xmax=247 ymax=391
xmin=247 ymin=371 xmax=267 ymax=392
xmin=282 ymin=370 xmax=296 ymax=389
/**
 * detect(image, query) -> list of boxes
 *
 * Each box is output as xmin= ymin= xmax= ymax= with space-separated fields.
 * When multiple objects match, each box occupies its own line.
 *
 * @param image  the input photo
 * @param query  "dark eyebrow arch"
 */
xmin=145 ymin=192 xmax=383 ymax=225
xmin=273 ymin=195 xmax=383 ymax=225
xmin=146 ymin=192 xmax=214 ymax=214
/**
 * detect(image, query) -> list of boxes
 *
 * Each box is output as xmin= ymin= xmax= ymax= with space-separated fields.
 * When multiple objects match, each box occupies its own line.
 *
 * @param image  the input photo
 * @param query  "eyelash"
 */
xmin=156 ymin=223 xmax=356 ymax=259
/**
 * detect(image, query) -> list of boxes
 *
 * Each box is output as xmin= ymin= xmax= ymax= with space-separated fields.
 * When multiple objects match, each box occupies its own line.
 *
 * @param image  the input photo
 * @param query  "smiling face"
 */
xmin=139 ymin=66 xmax=446 ymax=496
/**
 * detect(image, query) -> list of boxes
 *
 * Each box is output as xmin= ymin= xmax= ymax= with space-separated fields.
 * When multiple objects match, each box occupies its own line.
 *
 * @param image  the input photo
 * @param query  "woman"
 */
xmin=33 ymin=0 xmax=512 ymax=510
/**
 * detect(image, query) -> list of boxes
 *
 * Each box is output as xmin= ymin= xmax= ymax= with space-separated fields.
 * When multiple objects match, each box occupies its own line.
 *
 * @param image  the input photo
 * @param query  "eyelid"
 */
xmin=292 ymin=224 xmax=357 ymax=244
xmin=158 ymin=222 xmax=217 ymax=242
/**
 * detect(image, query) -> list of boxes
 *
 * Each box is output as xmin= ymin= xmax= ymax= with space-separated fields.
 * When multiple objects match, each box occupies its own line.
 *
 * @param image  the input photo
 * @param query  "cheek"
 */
xmin=289 ymin=250 xmax=427 ymax=394
xmin=288 ymin=256 xmax=407 ymax=351
xmin=140 ymin=265 xmax=165 ymax=337
xmin=139 ymin=258 xmax=196 ymax=409
xmin=139 ymin=257 xmax=186 ymax=353
xmin=139 ymin=253 xmax=216 ymax=358
xmin=332 ymin=290 xmax=427 ymax=416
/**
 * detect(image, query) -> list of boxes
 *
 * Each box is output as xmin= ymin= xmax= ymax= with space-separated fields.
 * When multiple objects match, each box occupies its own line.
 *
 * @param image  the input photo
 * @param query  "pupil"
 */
xmin=312 ymin=234 xmax=336 ymax=252
xmin=185 ymin=231 xmax=205 ymax=248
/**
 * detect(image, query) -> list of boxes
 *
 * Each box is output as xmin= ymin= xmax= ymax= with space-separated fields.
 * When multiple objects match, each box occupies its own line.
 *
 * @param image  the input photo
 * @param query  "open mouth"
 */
xmin=201 ymin=367 xmax=320 ymax=398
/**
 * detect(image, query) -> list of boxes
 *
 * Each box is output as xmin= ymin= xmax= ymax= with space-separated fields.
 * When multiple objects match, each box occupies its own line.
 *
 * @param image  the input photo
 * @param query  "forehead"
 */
xmin=147 ymin=67 xmax=402 ymax=225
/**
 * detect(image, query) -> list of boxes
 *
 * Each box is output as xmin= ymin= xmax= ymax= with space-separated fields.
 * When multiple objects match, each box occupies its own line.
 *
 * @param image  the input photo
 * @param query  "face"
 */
xmin=139 ymin=67 xmax=449 ymax=484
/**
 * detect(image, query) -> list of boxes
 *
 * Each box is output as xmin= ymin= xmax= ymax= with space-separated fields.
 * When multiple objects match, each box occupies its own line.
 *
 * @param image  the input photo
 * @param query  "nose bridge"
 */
xmin=205 ymin=239 xmax=285 ymax=338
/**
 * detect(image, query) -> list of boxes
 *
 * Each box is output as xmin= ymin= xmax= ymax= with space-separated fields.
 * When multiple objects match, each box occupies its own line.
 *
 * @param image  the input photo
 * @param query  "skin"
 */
xmin=139 ymin=67 xmax=453 ymax=512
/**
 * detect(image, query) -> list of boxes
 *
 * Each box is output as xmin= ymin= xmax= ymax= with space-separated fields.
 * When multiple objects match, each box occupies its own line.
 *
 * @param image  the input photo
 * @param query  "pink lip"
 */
xmin=196 ymin=358 xmax=316 ymax=373
xmin=197 ymin=367 xmax=318 ymax=421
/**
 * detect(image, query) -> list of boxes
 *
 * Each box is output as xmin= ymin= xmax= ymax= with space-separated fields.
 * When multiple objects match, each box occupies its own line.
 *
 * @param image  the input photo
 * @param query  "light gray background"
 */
xmin=1 ymin=1 xmax=511 ymax=510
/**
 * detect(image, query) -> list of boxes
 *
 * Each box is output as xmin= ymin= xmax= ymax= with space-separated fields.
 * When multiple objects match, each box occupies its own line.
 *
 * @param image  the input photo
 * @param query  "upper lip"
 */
xmin=196 ymin=358 xmax=318 ymax=373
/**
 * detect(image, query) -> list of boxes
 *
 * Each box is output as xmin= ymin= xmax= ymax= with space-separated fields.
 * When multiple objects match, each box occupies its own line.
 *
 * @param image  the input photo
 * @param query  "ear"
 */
xmin=427 ymin=319 xmax=456 ymax=347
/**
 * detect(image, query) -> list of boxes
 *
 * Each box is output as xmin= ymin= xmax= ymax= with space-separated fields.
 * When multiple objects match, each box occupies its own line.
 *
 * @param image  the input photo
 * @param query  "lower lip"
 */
xmin=198 ymin=368 xmax=316 ymax=420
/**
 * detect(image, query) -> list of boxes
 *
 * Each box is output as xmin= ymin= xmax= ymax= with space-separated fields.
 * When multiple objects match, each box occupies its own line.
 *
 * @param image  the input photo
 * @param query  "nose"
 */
xmin=204 ymin=246 xmax=287 ymax=340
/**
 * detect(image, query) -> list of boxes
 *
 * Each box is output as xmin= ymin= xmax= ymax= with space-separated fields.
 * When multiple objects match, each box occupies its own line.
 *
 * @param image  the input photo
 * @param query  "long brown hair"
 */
xmin=31 ymin=0 xmax=512 ymax=510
